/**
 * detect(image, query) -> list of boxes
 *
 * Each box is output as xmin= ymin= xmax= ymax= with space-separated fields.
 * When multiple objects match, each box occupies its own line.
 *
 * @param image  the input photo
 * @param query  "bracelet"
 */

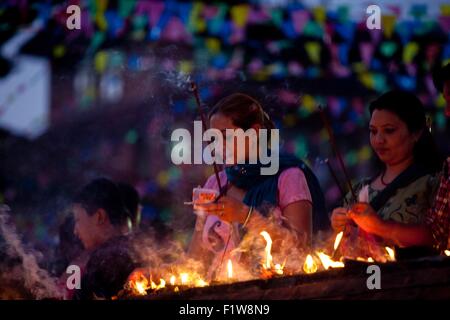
xmin=242 ymin=206 xmax=253 ymax=228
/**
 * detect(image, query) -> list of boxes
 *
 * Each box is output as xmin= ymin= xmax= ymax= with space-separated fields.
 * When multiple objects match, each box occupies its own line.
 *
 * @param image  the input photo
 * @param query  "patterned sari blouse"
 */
xmin=345 ymin=174 xmax=438 ymax=225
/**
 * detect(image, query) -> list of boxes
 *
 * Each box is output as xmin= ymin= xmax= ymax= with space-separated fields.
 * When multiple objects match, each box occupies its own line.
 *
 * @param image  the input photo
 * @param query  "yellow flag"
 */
xmin=382 ymin=15 xmax=396 ymax=38
xmin=403 ymin=42 xmax=418 ymax=64
xmin=231 ymin=4 xmax=250 ymax=28
xmin=441 ymin=4 xmax=450 ymax=16
xmin=189 ymin=2 xmax=205 ymax=32
xmin=94 ymin=51 xmax=108 ymax=73
xmin=313 ymin=6 xmax=326 ymax=24
xmin=179 ymin=60 xmax=193 ymax=74
xmin=302 ymin=94 xmax=316 ymax=112
xmin=206 ymin=38 xmax=221 ymax=55
xmin=95 ymin=0 xmax=108 ymax=31
xmin=305 ymin=42 xmax=321 ymax=64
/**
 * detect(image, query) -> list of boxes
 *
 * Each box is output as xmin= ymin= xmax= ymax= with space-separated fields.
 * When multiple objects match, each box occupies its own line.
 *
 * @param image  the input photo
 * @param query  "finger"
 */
xmin=351 ymin=203 xmax=368 ymax=213
xmin=195 ymin=202 xmax=223 ymax=210
xmin=333 ymin=212 xmax=349 ymax=218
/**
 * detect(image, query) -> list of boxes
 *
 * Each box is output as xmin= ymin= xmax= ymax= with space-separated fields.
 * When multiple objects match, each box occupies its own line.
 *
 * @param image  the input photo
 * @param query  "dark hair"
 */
xmin=208 ymin=93 xmax=275 ymax=132
xmin=73 ymin=178 xmax=130 ymax=226
xmin=369 ymin=90 xmax=443 ymax=173
xmin=432 ymin=62 xmax=450 ymax=93
xmin=117 ymin=182 xmax=140 ymax=227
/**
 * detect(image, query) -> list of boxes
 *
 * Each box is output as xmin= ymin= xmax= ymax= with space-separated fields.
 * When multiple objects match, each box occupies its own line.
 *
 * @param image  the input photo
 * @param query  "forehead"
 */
xmin=369 ymin=109 xmax=403 ymax=126
xmin=210 ymin=113 xmax=236 ymax=129
xmin=72 ymin=203 xmax=88 ymax=217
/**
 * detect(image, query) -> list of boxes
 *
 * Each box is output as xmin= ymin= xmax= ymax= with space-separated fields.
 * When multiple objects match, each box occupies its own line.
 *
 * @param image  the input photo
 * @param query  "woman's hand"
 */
xmin=330 ymin=207 xmax=351 ymax=232
xmin=194 ymin=195 xmax=249 ymax=224
xmin=347 ymin=203 xmax=383 ymax=234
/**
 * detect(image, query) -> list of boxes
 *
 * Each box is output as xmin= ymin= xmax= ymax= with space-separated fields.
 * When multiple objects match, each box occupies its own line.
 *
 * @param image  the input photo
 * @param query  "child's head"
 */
xmin=72 ymin=178 xmax=129 ymax=250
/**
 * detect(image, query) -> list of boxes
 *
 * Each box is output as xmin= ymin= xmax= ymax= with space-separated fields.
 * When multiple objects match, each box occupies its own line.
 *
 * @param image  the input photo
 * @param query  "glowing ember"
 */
xmin=227 ymin=259 xmax=233 ymax=279
xmin=356 ymin=256 xmax=375 ymax=263
xmin=385 ymin=247 xmax=395 ymax=261
xmin=445 ymin=250 xmax=450 ymax=257
xmin=303 ymin=254 xmax=318 ymax=274
xmin=316 ymin=251 xmax=345 ymax=270
xmin=195 ymin=279 xmax=208 ymax=287
xmin=274 ymin=263 xmax=283 ymax=275
xmin=333 ymin=231 xmax=344 ymax=251
xmin=260 ymin=231 xmax=273 ymax=270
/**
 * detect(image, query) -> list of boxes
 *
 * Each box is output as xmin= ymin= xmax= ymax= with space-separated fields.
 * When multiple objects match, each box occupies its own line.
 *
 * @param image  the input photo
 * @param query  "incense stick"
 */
xmin=323 ymin=158 xmax=348 ymax=206
xmin=189 ymin=81 xmax=225 ymax=198
xmin=318 ymin=105 xmax=357 ymax=202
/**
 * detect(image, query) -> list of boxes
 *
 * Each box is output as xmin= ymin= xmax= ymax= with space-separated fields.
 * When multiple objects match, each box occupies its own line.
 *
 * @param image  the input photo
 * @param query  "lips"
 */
xmin=375 ymin=148 xmax=389 ymax=155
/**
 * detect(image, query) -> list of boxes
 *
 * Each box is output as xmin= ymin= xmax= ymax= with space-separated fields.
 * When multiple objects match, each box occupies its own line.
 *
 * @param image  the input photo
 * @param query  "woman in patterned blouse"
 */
xmin=331 ymin=90 xmax=443 ymax=249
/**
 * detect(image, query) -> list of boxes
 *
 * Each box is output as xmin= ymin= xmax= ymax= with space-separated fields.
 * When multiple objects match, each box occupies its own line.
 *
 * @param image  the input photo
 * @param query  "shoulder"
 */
xmin=87 ymin=236 xmax=135 ymax=271
xmin=277 ymin=167 xmax=312 ymax=209
xmin=278 ymin=167 xmax=307 ymax=185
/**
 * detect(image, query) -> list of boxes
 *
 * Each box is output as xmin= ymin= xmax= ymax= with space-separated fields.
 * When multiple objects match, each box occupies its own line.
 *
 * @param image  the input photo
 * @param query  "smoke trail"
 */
xmin=0 ymin=205 xmax=62 ymax=299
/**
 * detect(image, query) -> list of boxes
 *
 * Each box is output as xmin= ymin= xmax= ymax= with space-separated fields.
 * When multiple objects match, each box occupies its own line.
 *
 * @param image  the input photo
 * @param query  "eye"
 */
xmin=369 ymin=128 xmax=377 ymax=135
xmin=384 ymin=128 xmax=396 ymax=134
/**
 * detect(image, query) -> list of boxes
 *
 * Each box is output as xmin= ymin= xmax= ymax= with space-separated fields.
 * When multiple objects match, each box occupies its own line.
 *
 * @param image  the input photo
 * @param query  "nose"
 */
xmin=373 ymin=132 xmax=386 ymax=145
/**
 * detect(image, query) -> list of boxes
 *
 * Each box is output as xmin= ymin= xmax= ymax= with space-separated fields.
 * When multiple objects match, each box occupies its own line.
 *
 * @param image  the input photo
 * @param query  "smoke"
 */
xmin=0 ymin=205 xmax=62 ymax=299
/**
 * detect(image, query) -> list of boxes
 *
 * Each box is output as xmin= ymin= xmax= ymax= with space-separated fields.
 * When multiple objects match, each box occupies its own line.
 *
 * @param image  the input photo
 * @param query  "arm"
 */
xmin=187 ymin=216 xmax=213 ymax=264
xmin=282 ymin=200 xmax=313 ymax=247
xmin=370 ymin=220 xmax=433 ymax=248
xmin=349 ymin=203 xmax=434 ymax=247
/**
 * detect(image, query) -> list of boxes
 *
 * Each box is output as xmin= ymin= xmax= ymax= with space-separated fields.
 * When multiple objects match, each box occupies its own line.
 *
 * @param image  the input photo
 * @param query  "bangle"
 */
xmin=242 ymin=206 xmax=253 ymax=228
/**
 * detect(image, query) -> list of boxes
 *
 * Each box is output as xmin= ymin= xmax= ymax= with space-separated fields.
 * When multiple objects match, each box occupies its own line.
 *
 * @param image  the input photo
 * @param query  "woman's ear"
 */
xmin=414 ymin=128 xmax=424 ymax=143
xmin=95 ymin=208 xmax=109 ymax=226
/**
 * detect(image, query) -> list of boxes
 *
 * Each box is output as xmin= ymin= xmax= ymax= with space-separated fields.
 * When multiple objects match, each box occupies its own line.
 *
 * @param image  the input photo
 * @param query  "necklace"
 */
xmin=380 ymin=170 xmax=390 ymax=186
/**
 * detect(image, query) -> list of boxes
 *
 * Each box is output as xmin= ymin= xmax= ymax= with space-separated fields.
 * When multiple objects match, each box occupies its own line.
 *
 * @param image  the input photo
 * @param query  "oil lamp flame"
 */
xmin=259 ymin=230 xmax=273 ymax=270
xmin=303 ymin=254 xmax=318 ymax=274
xmin=333 ymin=231 xmax=344 ymax=251
xmin=385 ymin=247 xmax=395 ymax=261
xmin=227 ymin=259 xmax=233 ymax=279
xmin=316 ymin=251 xmax=345 ymax=270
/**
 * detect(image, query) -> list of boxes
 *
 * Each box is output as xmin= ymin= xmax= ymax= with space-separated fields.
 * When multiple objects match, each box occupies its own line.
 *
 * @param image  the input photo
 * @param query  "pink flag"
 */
xmin=291 ymin=10 xmax=309 ymax=34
